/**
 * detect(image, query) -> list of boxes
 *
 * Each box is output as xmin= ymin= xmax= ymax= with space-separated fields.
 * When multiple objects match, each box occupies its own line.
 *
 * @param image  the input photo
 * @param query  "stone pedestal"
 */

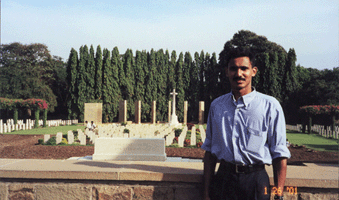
xmin=168 ymin=101 xmax=172 ymax=123
xmin=199 ymin=101 xmax=205 ymax=124
xmin=119 ymin=100 xmax=127 ymax=123
xmin=151 ymin=101 xmax=156 ymax=124
xmin=135 ymin=101 xmax=141 ymax=124
xmin=93 ymin=138 xmax=166 ymax=161
xmin=183 ymin=101 xmax=188 ymax=125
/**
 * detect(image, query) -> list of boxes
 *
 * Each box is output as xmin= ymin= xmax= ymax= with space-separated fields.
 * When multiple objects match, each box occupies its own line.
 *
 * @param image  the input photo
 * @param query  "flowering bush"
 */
xmin=300 ymin=105 xmax=339 ymax=115
xmin=0 ymin=97 xmax=48 ymax=110
xmin=184 ymin=139 xmax=190 ymax=147
xmin=196 ymin=142 xmax=203 ymax=148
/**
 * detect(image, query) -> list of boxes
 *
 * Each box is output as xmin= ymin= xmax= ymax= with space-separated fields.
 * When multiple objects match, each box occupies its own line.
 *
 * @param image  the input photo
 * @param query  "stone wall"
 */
xmin=0 ymin=180 xmax=338 ymax=200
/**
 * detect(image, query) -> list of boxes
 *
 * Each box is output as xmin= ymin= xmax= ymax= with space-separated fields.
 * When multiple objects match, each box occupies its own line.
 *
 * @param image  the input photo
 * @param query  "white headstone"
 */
xmin=44 ymin=134 xmax=50 ymax=143
xmin=67 ymin=131 xmax=74 ymax=144
xmin=190 ymin=126 xmax=196 ymax=146
xmin=93 ymin=138 xmax=166 ymax=161
xmin=56 ymin=132 xmax=63 ymax=144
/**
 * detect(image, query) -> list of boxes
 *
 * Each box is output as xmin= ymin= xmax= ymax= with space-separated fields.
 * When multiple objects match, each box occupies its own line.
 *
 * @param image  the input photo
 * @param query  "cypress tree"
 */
xmin=77 ymin=45 xmax=88 ymax=122
xmin=111 ymin=47 xmax=122 ymax=122
xmin=87 ymin=45 xmax=96 ymax=101
xmin=183 ymin=52 xmax=192 ymax=121
xmin=199 ymin=51 xmax=206 ymax=101
xmin=134 ymin=50 xmax=147 ymax=121
xmin=176 ymin=52 xmax=184 ymax=122
xmin=66 ymin=48 xmax=78 ymax=119
xmin=123 ymin=49 xmax=135 ymax=120
xmin=155 ymin=49 xmax=167 ymax=121
xmin=102 ymin=48 xmax=113 ymax=122
xmin=140 ymin=50 xmax=149 ymax=122
xmin=189 ymin=52 xmax=201 ymax=122
xmin=145 ymin=49 xmax=157 ymax=121
xmin=94 ymin=45 xmax=103 ymax=100
xmin=268 ymin=52 xmax=279 ymax=100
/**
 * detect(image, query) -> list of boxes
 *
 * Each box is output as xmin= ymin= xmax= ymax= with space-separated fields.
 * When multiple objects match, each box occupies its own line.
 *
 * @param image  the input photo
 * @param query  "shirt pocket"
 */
xmin=246 ymin=127 xmax=265 ymax=153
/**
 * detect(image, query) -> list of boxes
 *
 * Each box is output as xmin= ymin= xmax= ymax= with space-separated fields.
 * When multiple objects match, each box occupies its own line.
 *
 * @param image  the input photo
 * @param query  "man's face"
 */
xmin=226 ymin=56 xmax=257 ymax=92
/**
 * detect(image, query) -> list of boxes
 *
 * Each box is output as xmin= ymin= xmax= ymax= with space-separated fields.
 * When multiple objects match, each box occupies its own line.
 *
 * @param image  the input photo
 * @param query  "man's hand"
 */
xmin=272 ymin=157 xmax=288 ymax=196
xmin=203 ymin=151 xmax=217 ymax=200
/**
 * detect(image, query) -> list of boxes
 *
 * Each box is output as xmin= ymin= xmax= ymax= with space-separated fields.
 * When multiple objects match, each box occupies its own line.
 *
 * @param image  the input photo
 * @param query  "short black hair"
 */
xmin=225 ymin=48 xmax=255 ymax=67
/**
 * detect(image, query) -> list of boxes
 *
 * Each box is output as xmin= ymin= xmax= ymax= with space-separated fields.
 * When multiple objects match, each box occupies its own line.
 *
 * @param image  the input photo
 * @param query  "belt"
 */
xmin=220 ymin=160 xmax=265 ymax=174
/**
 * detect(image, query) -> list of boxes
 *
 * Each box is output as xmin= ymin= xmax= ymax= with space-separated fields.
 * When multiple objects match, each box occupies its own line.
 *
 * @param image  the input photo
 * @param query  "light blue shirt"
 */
xmin=201 ymin=90 xmax=291 ymax=165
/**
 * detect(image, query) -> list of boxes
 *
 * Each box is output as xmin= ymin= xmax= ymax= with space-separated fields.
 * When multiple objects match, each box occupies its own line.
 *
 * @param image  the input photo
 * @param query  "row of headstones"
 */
xmin=43 ymin=128 xmax=96 ymax=145
xmin=0 ymin=119 xmax=78 ymax=134
xmin=311 ymin=124 xmax=339 ymax=139
xmin=286 ymin=124 xmax=303 ymax=132
xmin=97 ymin=123 xmax=176 ymax=139
xmin=119 ymin=100 xmax=206 ymax=124
xmin=96 ymin=123 xmax=206 ymax=146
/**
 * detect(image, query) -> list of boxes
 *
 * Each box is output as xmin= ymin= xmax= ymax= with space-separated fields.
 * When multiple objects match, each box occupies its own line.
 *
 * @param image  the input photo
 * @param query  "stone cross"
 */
xmin=170 ymin=89 xmax=179 ymax=125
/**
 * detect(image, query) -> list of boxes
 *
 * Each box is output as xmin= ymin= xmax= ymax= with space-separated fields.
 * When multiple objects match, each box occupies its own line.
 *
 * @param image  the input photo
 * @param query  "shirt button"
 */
xmin=235 ymin=123 xmax=238 ymax=125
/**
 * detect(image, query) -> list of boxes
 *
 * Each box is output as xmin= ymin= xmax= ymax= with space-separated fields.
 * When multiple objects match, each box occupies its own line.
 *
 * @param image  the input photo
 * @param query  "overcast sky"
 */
xmin=2 ymin=0 xmax=338 ymax=70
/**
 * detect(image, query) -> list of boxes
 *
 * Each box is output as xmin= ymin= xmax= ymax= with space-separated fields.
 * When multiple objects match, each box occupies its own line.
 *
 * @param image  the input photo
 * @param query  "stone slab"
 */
xmin=93 ymin=138 xmax=166 ymax=161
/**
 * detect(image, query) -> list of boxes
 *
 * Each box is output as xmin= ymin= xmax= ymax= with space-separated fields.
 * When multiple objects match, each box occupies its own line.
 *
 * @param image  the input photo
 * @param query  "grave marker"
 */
xmin=56 ymin=132 xmax=63 ymax=144
xmin=44 ymin=135 xmax=50 ymax=143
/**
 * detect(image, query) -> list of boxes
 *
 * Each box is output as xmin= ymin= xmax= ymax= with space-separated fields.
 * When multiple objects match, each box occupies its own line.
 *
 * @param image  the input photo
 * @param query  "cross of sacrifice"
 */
xmin=170 ymin=89 xmax=178 ymax=116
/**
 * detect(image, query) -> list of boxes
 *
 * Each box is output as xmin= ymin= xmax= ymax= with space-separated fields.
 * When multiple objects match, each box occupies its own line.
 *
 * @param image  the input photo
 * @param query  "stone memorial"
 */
xmin=151 ymin=101 xmax=156 ymax=124
xmin=184 ymin=101 xmax=188 ymax=125
xmin=84 ymin=103 xmax=102 ymax=125
xmin=199 ymin=125 xmax=206 ymax=142
xmin=119 ymin=100 xmax=127 ymax=123
xmin=168 ymin=101 xmax=172 ymax=123
xmin=169 ymin=89 xmax=179 ymax=126
xmin=199 ymin=101 xmax=204 ymax=124
xmin=135 ymin=101 xmax=141 ymax=124
xmin=93 ymin=138 xmax=166 ymax=161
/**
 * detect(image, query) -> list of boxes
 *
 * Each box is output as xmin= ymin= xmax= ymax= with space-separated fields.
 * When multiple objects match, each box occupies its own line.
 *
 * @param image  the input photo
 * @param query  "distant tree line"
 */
xmin=1 ymin=30 xmax=338 ymax=124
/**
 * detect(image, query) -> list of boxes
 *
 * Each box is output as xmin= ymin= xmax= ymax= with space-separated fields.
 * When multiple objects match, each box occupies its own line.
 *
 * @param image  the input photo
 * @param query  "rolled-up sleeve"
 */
xmin=268 ymin=102 xmax=291 ymax=160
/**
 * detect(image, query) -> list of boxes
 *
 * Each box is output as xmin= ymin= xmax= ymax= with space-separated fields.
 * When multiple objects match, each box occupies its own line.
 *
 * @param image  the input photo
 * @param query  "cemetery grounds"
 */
xmin=0 ymin=125 xmax=338 ymax=165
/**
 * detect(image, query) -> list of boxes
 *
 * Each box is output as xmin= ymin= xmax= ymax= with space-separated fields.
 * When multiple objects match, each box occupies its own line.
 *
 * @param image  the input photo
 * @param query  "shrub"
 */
xmin=174 ymin=128 xmax=182 ymax=137
xmin=197 ymin=142 xmax=203 ymax=148
xmin=154 ymin=130 xmax=160 ymax=136
xmin=38 ymin=138 xmax=44 ymax=145
xmin=60 ymin=138 xmax=68 ymax=145
xmin=123 ymin=128 xmax=130 ymax=133
xmin=46 ymin=137 xmax=57 ymax=145
xmin=184 ymin=139 xmax=190 ymax=147
xmin=167 ymin=143 xmax=179 ymax=148
xmin=121 ymin=122 xmax=127 ymax=126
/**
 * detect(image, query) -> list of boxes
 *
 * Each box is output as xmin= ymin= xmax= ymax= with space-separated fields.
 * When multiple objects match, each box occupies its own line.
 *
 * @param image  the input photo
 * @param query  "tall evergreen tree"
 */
xmin=76 ymin=45 xmax=88 ymax=122
xmin=134 ymin=50 xmax=147 ymax=121
xmin=145 ymin=49 xmax=157 ymax=121
xmin=176 ymin=52 xmax=185 ymax=122
xmin=86 ymin=45 xmax=96 ymax=101
xmin=66 ymin=48 xmax=78 ymax=119
xmin=111 ymin=47 xmax=122 ymax=122
xmin=102 ymin=48 xmax=114 ymax=122
xmin=155 ymin=49 xmax=167 ymax=121
xmin=123 ymin=49 xmax=135 ymax=120
xmin=94 ymin=45 xmax=103 ymax=100
xmin=199 ymin=51 xmax=206 ymax=101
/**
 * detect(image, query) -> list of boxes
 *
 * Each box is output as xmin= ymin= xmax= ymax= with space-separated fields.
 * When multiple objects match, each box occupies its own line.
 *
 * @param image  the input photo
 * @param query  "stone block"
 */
xmin=92 ymin=186 xmax=132 ymax=200
xmin=174 ymin=187 xmax=202 ymax=200
xmin=151 ymin=101 xmax=156 ymax=124
xmin=190 ymin=126 xmax=196 ymax=146
xmin=8 ymin=183 xmax=34 ymax=200
xmin=133 ymin=186 xmax=174 ymax=200
xmin=135 ymin=100 xmax=141 ymax=124
xmin=0 ymin=183 xmax=7 ymax=200
xmin=119 ymin=100 xmax=127 ymax=123
xmin=93 ymin=138 xmax=166 ymax=161
xmin=35 ymin=184 xmax=91 ymax=200
xmin=199 ymin=101 xmax=204 ymax=124
xmin=84 ymin=103 xmax=102 ymax=125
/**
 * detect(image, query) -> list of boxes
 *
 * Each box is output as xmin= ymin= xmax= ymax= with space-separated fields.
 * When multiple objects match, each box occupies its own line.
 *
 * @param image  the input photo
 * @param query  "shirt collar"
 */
xmin=231 ymin=87 xmax=257 ymax=108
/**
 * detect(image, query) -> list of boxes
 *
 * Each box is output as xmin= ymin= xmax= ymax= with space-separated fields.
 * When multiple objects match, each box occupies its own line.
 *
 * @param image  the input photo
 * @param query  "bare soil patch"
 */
xmin=0 ymin=134 xmax=337 ymax=165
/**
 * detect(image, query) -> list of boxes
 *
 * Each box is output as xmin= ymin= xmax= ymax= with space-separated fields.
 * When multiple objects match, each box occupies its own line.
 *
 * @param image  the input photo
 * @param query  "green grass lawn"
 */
xmin=286 ymin=130 xmax=339 ymax=152
xmin=2 ymin=124 xmax=86 ymax=135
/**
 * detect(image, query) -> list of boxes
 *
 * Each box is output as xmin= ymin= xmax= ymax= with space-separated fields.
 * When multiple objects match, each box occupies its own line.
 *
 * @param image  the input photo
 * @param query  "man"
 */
xmin=201 ymin=48 xmax=290 ymax=200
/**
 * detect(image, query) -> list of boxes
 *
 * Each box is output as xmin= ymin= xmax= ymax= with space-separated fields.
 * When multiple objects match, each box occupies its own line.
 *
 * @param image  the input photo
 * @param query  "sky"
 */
xmin=2 ymin=0 xmax=338 ymax=70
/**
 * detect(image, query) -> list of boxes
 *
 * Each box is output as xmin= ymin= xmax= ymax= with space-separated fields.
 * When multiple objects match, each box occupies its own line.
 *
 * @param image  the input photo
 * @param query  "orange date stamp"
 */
xmin=264 ymin=186 xmax=298 ymax=195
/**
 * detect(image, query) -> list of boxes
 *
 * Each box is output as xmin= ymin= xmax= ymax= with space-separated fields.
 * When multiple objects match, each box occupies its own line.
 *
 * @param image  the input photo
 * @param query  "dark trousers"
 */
xmin=209 ymin=162 xmax=270 ymax=200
